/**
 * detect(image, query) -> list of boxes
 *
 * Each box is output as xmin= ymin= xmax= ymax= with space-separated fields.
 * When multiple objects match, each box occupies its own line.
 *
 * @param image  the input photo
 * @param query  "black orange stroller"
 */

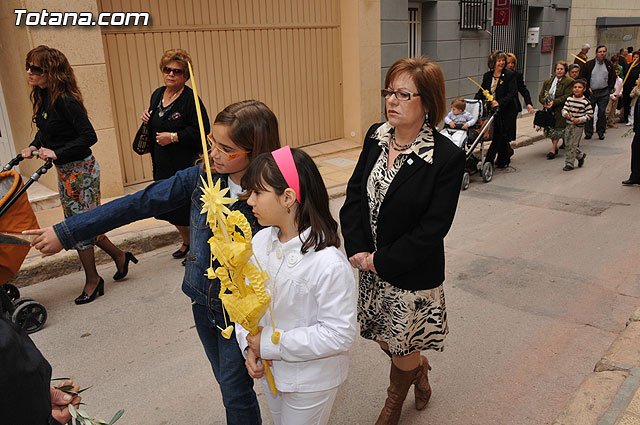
xmin=0 ymin=152 xmax=52 ymax=333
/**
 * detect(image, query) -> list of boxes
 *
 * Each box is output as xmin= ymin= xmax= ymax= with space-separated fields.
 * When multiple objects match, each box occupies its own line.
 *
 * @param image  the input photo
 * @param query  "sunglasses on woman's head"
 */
xmin=25 ymin=62 xmax=47 ymax=76
xmin=162 ymin=66 xmax=185 ymax=76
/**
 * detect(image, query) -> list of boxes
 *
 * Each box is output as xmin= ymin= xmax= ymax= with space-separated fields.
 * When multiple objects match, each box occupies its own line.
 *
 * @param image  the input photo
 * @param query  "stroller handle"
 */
xmin=0 ymin=156 xmax=52 ymax=219
xmin=2 ymin=150 xmax=44 ymax=172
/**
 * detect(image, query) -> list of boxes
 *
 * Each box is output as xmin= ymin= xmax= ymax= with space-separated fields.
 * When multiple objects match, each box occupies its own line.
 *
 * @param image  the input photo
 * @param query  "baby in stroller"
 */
xmin=440 ymin=97 xmax=478 ymax=148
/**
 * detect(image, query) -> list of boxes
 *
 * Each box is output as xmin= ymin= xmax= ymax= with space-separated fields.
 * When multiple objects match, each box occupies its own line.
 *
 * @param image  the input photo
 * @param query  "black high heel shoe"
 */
xmin=172 ymin=244 xmax=189 ymax=259
xmin=75 ymin=277 xmax=104 ymax=305
xmin=113 ymin=252 xmax=138 ymax=281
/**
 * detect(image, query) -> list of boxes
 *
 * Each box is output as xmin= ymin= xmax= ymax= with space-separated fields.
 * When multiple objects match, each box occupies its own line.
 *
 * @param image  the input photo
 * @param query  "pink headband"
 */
xmin=271 ymin=145 xmax=301 ymax=203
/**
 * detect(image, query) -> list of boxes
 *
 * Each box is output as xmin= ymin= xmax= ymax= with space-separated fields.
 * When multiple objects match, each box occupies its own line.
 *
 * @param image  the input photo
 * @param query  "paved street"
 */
xmin=23 ymin=124 xmax=640 ymax=425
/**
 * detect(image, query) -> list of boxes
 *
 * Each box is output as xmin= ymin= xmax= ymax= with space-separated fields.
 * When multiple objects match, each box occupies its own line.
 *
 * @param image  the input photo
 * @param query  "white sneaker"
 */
xmin=626 ymin=121 xmax=633 ymax=126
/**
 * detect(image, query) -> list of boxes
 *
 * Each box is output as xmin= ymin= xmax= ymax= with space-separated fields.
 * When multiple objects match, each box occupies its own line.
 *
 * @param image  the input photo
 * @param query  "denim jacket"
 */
xmin=53 ymin=165 xmax=260 ymax=309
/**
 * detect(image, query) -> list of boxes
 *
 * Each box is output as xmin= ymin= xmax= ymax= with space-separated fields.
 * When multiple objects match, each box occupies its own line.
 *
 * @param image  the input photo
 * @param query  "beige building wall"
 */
xmin=0 ymin=0 xmax=378 ymax=194
xmin=341 ymin=0 xmax=381 ymax=144
xmin=0 ymin=0 xmax=124 ymax=197
xmin=568 ymin=0 xmax=640 ymax=60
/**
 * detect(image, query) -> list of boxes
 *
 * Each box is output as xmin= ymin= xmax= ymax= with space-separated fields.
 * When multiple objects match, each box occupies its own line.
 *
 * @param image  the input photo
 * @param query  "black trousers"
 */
xmin=486 ymin=113 xmax=516 ymax=167
xmin=622 ymin=90 xmax=633 ymax=122
xmin=631 ymin=132 xmax=640 ymax=182
xmin=585 ymin=88 xmax=610 ymax=138
xmin=486 ymin=133 xmax=512 ymax=167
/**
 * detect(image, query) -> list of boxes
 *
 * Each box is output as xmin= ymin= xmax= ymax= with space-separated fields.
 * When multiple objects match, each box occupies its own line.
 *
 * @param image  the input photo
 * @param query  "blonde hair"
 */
xmin=506 ymin=52 xmax=517 ymax=66
xmin=159 ymin=49 xmax=192 ymax=80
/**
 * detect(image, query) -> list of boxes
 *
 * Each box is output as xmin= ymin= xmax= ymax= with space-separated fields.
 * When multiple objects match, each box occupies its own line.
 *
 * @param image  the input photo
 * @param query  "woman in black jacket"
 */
xmin=506 ymin=53 xmax=535 ymax=141
xmin=21 ymin=46 xmax=134 ymax=304
xmin=475 ymin=50 xmax=518 ymax=168
xmin=140 ymin=49 xmax=210 ymax=261
xmin=622 ymin=85 xmax=640 ymax=185
xmin=340 ymin=57 xmax=465 ymax=425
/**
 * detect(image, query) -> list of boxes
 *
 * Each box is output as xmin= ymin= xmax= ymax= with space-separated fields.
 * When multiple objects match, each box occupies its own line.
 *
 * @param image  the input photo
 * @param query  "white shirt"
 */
xmin=227 ymin=175 xmax=243 ymax=200
xmin=235 ymin=227 xmax=357 ymax=393
xmin=611 ymin=76 xmax=623 ymax=99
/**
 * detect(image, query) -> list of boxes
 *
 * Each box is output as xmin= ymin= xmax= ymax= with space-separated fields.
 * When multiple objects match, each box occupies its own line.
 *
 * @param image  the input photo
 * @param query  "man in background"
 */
xmin=580 ymin=45 xmax=616 ymax=140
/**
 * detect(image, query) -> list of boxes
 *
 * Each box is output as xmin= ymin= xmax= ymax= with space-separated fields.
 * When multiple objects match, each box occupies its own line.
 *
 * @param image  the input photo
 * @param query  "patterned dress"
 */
xmin=56 ymin=155 xmax=103 ymax=250
xmin=358 ymin=122 xmax=449 ymax=356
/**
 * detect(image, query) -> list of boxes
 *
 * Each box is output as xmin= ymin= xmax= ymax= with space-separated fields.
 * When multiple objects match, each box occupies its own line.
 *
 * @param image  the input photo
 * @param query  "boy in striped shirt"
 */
xmin=561 ymin=79 xmax=594 ymax=171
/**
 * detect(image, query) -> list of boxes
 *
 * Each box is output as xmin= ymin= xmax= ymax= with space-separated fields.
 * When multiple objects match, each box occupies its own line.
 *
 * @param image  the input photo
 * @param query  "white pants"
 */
xmin=261 ymin=380 xmax=339 ymax=425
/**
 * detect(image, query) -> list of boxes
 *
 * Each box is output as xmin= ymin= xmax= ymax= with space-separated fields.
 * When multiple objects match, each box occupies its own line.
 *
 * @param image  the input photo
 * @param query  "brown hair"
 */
xmin=487 ymin=50 xmax=508 ymax=70
xmin=26 ymin=45 xmax=86 ymax=120
xmin=554 ymin=60 xmax=569 ymax=74
xmin=506 ymin=52 xmax=517 ymax=66
xmin=451 ymin=97 xmax=466 ymax=111
xmin=159 ymin=49 xmax=192 ymax=80
xmin=241 ymin=148 xmax=340 ymax=254
xmin=384 ymin=57 xmax=447 ymax=127
xmin=572 ymin=78 xmax=587 ymax=88
xmin=213 ymin=100 xmax=281 ymax=161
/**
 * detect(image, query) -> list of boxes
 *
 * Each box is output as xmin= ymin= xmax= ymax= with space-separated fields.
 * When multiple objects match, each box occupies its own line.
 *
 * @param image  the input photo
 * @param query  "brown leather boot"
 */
xmin=375 ymin=362 xmax=419 ymax=425
xmin=414 ymin=355 xmax=432 ymax=410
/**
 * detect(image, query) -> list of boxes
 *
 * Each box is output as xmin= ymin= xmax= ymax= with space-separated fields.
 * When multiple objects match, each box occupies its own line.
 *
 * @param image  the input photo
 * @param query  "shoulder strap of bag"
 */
xmin=148 ymin=88 xmax=164 ymax=116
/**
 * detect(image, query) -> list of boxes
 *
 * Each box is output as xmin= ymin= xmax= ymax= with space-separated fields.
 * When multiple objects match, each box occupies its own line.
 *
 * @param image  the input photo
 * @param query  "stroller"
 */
xmin=439 ymin=99 xmax=497 ymax=190
xmin=0 ymin=152 xmax=52 ymax=333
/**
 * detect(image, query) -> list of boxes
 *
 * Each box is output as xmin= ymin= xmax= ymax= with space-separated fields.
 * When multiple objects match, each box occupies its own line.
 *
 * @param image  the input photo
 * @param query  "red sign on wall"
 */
xmin=493 ymin=0 xmax=510 ymax=26
xmin=541 ymin=36 xmax=554 ymax=53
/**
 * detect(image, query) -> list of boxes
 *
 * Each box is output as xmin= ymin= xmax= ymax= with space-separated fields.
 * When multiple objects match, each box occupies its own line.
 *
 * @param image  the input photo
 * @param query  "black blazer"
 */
xmin=29 ymin=93 xmax=98 ymax=166
xmin=148 ymin=85 xmax=210 ymax=180
xmin=475 ymin=68 xmax=518 ymax=112
xmin=339 ymin=123 xmax=465 ymax=291
xmin=475 ymin=69 xmax=518 ymax=138
xmin=514 ymin=71 xmax=533 ymax=113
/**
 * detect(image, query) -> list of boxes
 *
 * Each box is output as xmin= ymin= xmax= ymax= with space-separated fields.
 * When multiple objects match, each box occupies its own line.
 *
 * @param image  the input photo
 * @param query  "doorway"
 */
xmin=0 ymin=80 xmax=15 ymax=166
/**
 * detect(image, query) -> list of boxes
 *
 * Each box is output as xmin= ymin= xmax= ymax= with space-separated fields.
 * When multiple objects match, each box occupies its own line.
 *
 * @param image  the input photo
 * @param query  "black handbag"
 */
xmin=534 ymin=108 xmax=554 ymax=128
xmin=132 ymin=123 xmax=151 ymax=155
xmin=132 ymin=89 xmax=163 ymax=155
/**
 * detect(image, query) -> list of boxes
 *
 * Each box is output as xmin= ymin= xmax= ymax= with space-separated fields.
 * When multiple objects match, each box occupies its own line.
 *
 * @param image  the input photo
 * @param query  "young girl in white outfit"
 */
xmin=235 ymin=146 xmax=357 ymax=425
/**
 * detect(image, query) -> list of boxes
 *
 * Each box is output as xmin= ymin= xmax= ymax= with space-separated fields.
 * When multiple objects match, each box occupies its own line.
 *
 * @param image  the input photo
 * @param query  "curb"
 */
xmin=9 ymin=226 xmax=180 ymax=288
xmin=552 ymin=307 xmax=640 ymax=425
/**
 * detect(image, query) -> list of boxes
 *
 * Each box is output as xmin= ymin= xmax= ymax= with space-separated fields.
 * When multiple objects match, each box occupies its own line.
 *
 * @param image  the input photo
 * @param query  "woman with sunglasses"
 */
xmin=340 ymin=57 xmax=465 ymax=425
xmin=21 ymin=45 xmax=135 ymax=304
xmin=140 ymin=49 xmax=210 ymax=262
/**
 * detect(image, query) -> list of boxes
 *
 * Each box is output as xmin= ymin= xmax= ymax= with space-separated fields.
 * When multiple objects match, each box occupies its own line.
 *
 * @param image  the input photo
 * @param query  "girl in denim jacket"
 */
xmin=25 ymin=100 xmax=281 ymax=425
xmin=236 ymin=147 xmax=357 ymax=425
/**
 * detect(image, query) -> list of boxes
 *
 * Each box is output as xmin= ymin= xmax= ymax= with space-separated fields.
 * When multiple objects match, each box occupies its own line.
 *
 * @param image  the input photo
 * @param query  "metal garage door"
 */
xmin=99 ymin=0 xmax=343 ymax=185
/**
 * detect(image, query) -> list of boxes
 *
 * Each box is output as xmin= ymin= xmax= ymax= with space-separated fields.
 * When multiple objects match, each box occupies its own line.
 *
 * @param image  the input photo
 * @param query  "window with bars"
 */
xmin=408 ymin=3 xmax=421 ymax=57
xmin=460 ymin=0 xmax=488 ymax=30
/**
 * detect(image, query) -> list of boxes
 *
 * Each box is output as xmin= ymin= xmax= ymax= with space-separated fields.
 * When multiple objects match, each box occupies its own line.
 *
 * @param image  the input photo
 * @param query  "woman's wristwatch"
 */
xmin=170 ymin=132 xmax=177 ymax=143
